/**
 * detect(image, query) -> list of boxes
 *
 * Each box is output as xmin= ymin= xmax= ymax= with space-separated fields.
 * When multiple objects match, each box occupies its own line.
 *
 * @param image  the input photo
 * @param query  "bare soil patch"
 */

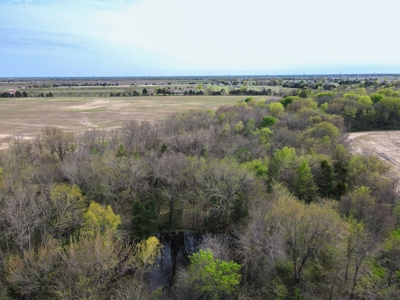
xmin=343 ymin=131 xmax=400 ymax=170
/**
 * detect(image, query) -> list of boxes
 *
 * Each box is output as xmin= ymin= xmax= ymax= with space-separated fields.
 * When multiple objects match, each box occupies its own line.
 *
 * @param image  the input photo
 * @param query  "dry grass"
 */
xmin=0 ymin=95 xmax=266 ymax=148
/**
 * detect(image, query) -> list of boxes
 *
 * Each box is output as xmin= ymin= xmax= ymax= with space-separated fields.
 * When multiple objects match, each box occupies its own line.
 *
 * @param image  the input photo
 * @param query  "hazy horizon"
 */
xmin=2 ymin=72 xmax=400 ymax=80
xmin=1 ymin=0 xmax=400 ymax=77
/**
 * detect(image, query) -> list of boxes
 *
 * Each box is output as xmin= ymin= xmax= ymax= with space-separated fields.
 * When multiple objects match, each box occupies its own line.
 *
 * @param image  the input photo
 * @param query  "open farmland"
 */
xmin=0 ymin=95 xmax=267 ymax=148
xmin=344 ymin=131 xmax=400 ymax=171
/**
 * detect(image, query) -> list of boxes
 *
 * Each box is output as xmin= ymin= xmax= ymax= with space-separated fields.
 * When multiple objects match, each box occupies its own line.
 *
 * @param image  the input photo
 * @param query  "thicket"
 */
xmin=315 ymin=87 xmax=400 ymax=130
xmin=1 ymin=87 xmax=400 ymax=299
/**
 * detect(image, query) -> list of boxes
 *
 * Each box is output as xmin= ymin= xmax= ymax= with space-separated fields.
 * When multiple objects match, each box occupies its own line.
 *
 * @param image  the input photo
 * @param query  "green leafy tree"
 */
xmin=255 ymin=127 xmax=273 ymax=149
xmin=320 ymin=102 xmax=329 ymax=112
xmin=244 ymin=97 xmax=254 ymax=103
xmin=269 ymin=146 xmax=298 ymax=184
xmin=306 ymin=121 xmax=340 ymax=140
xmin=370 ymin=93 xmax=384 ymax=103
xmin=132 ymin=200 xmax=159 ymax=239
xmin=339 ymin=186 xmax=375 ymax=222
xmin=221 ymin=123 xmax=231 ymax=138
xmin=298 ymin=88 xmax=309 ymax=98
xmin=295 ymin=159 xmax=317 ymax=203
xmin=318 ymin=159 xmax=335 ymax=197
xmin=260 ymin=116 xmax=277 ymax=128
xmin=379 ymin=229 xmax=400 ymax=287
xmin=280 ymin=96 xmax=300 ymax=108
xmin=245 ymin=118 xmax=256 ymax=136
xmin=188 ymin=249 xmax=241 ymax=300
xmin=116 ymin=144 xmax=127 ymax=158
xmin=268 ymin=102 xmax=285 ymax=118
xmin=242 ymin=157 xmax=269 ymax=182
xmin=357 ymin=95 xmax=372 ymax=107
xmin=231 ymin=121 xmax=242 ymax=134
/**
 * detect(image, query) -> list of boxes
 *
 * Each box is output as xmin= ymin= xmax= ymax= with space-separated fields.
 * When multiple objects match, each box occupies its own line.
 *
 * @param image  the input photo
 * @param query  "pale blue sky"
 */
xmin=1 ymin=0 xmax=399 ymax=76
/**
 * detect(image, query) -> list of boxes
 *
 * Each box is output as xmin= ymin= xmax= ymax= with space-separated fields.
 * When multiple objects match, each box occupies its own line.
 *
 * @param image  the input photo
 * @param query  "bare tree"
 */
xmin=0 ymin=183 xmax=42 ymax=252
xmin=122 ymin=120 xmax=153 ymax=155
xmin=39 ymin=127 xmax=75 ymax=161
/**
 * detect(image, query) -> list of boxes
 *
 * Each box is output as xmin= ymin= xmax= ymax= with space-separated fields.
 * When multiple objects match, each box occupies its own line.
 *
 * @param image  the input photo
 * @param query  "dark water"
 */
xmin=147 ymin=231 xmax=203 ymax=288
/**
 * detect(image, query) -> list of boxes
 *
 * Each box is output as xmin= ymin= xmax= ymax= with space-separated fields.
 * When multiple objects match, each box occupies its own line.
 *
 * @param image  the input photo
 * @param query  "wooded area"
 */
xmin=1 ymin=85 xmax=400 ymax=299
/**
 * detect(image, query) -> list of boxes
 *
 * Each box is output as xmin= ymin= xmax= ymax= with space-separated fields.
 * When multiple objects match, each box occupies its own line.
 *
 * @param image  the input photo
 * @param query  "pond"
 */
xmin=147 ymin=231 xmax=203 ymax=289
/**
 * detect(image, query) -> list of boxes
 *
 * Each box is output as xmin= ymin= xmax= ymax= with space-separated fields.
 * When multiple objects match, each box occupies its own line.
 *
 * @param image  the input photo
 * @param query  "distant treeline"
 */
xmin=0 ymin=90 xmax=28 ymax=98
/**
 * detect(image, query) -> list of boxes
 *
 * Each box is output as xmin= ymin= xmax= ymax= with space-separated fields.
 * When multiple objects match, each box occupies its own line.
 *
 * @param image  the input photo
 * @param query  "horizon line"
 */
xmin=1 ymin=73 xmax=400 ymax=79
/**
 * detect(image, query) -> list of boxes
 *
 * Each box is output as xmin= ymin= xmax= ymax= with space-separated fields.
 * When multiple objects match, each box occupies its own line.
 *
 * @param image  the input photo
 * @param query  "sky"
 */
xmin=0 ymin=0 xmax=400 ymax=77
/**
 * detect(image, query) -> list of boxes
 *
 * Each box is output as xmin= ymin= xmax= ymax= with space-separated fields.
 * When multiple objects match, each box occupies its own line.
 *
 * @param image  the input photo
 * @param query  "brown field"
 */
xmin=0 ymin=95 xmax=267 ymax=149
xmin=343 ymin=131 xmax=400 ymax=171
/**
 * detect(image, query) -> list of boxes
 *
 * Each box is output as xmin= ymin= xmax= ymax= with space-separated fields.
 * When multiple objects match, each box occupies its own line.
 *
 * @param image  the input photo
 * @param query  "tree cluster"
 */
xmin=312 ymin=87 xmax=400 ymax=130
xmin=229 ymin=88 xmax=272 ymax=96
xmin=184 ymin=89 xmax=204 ymax=95
xmin=0 ymin=91 xmax=28 ymax=98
